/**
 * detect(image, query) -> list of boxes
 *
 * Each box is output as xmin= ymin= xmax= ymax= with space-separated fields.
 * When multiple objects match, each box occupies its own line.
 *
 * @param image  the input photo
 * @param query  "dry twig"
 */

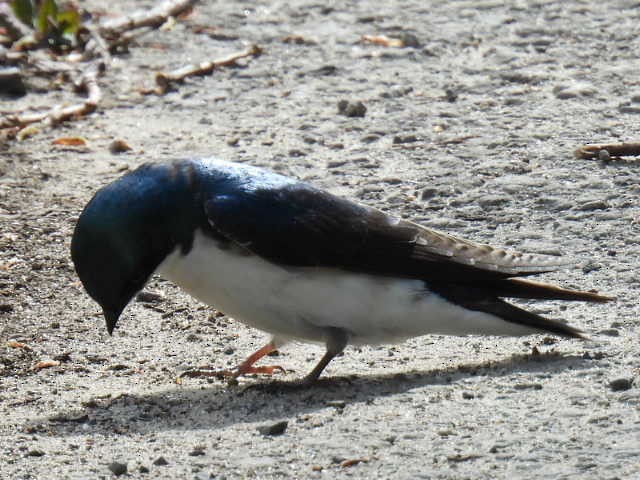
xmin=0 ymin=63 xmax=104 ymax=130
xmin=574 ymin=142 xmax=640 ymax=160
xmin=99 ymin=0 xmax=195 ymax=39
xmin=147 ymin=44 xmax=263 ymax=95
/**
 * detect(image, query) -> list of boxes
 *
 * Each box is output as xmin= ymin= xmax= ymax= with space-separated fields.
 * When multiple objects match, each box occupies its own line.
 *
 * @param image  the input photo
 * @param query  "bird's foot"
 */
xmin=237 ymin=365 xmax=286 ymax=376
xmin=177 ymin=364 xmax=285 ymax=383
xmin=177 ymin=367 xmax=234 ymax=381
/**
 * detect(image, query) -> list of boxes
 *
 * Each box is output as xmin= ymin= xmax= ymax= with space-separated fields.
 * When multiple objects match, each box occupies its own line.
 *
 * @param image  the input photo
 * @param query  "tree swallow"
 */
xmin=71 ymin=158 xmax=611 ymax=384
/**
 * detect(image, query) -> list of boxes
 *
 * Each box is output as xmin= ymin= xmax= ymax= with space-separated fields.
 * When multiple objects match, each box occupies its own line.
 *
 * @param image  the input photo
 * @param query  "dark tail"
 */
xmin=488 ymin=278 xmax=614 ymax=303
xmin=467 ymin=297 xmax=586 ymax=339
xmin=429 ymin=279 xmax=614 ymax=339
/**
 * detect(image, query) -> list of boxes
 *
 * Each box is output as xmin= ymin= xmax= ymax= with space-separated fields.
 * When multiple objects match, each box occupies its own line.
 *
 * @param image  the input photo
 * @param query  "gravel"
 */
xmin=1 ymin=1 xmax=638 ymax=479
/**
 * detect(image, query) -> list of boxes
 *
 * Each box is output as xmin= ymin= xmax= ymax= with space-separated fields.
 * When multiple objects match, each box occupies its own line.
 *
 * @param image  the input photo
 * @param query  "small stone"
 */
xmin=462 ymin=391 xmax=475 ymax=400
xmin=226 ymin=137 xmax=240 ymax=146
xmin=618 ymin=103 xmax=640 ymax=114
xmin=0 ymin=67 xmax=26 ymax=97
xmin=582 ymin=261 xmax=602 ymax=273
xmin=392 ymin=134 xmax=418 ymax=144
xmin=53 ymin=352 xmax=72 ymax=362
xmin=338 ymin=100 xmax=366 ymax=117
xmin=109 ymin=140 xmax=132 ymax=154
xmin=420 ymin=188 xmax=438 ymax=200
xmin=108 ymin=461 xmax=127 ymax=476
xmin=598 ymin=149 xmax=611 ymax=161
xmin=223 ymin=346 xmax=235 ymax=355
xmin=257 ymin=420 xmax=288 ymax=436
xmin=553 ymin=82 xmax=596 ymax=99
xmin=361 ymin=134 xmax=382 ymax=143
xmin=189 ymin=447 xmax=206 ymax=456
xmin=577 ymin=200 xmax=609 ymax=211
xmin=513 ymin=383 xmax=543 ymax=390
xmin=399 ymin=33 xmax=420 ymax=48
xmin=153 ymin=456 xmax=169 ymax=466
xmin=288 ymin=149 xmax=307 ymax=157
xmin=0 ymin=304 xmax=14 ymax=313
xmin=139 ymin=465 xmax=150 ymax=473
xmin=135 ymin=291 xmax=165 ymax=303
xmin=326 ymin=400 xmax=346 ymax=408
xmin=609 ymin=378 xmax=633 ymax=392
xmin=478 ymin=195 xmax=508 ymax=208
xmin=327 ymin=160 xmax=347 ymax=168
xmin=194 ymin=473 xmax=214 ymax=480
xmin=598 ymin=328 xmax=619 ymax=337
xmin=26 ymin=449 xmax=45 ymax=457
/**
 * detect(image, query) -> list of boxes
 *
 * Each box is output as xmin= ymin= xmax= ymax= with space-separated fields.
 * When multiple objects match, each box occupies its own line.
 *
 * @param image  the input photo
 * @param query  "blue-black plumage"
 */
xmin=71 ymin=157 xmax=612 ymax=384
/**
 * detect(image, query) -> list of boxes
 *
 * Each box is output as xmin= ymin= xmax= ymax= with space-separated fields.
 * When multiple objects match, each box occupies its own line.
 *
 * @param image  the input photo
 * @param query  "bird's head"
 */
xmin=71 ymin=162 xmax=200 ymax=335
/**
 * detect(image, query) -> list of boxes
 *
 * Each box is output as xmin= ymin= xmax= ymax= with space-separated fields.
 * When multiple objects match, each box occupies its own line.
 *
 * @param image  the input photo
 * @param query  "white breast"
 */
xmin=157 ymin=231 xmax=533 ymax=345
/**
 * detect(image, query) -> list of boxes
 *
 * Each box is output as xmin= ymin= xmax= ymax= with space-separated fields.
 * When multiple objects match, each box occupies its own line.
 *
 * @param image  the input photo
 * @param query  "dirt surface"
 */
xmin=1 ymin=1 xmax=639 ymax=478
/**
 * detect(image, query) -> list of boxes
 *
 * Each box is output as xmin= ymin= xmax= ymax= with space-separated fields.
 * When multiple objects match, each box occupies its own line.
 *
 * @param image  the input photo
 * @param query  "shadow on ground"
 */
xmin=34 ymin=351 xmax=592 ymax=436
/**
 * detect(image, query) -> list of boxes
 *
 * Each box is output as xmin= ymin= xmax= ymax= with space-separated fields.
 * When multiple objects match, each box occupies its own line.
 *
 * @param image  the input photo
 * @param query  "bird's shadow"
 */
xmin=39 ymin=351 xmax=592 ymax=436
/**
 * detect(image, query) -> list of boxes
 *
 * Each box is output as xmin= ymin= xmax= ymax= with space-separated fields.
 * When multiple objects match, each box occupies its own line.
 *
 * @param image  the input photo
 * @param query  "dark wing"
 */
xmin=203 ymin=183 xmax=569 ymax=283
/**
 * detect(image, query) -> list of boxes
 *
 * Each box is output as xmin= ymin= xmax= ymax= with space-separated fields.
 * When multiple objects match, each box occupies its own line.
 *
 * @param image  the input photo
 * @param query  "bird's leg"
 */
xmin=179 ymin=340 xmax=285 ymax=380
xmin=232 ymin=341 xmax=286 ymax=377
xmin=299 ymin=327 xmax=349 ymax=385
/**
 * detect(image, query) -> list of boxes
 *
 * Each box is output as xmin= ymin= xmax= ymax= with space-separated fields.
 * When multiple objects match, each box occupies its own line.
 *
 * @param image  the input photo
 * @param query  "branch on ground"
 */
xmin=0 ymin=63 xmax=104 ymax=131
xmin=99 ymin=0 xmax=195 ymax=39
xmin=574 ymin=142 xmax=640 ymax=160
xmin=144 ymin=44 xmax=263 ymax=95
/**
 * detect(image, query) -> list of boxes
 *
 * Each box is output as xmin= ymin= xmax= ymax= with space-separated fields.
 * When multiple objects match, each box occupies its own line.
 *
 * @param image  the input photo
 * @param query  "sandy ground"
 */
xmin=1 ymin=0 xmax=639 ymax=478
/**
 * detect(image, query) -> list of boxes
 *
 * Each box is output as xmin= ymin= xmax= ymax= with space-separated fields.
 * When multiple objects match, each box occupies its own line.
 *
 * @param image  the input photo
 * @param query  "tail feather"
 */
xmin=428 ymin=280 xmax=612 ymax=339
xmin=469 ymin=297 xmax=586 ymax=339
xmin=489 ymin=278 xmax=614 ymax=303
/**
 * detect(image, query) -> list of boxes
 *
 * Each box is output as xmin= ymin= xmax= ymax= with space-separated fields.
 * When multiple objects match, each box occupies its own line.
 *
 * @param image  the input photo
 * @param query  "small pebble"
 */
xmin=462 ymin=391 xmax=475 ymax=399
xmin=108 ymin=461 xmax=128 ymax=476
xmin=0 ymin=304 xmax=14 ymax=313
xmin=513 ymin=383 xmax=543 ymax=390
xmin=0 ymin=67 xmax=26 ymax=96
xmin=337 ymin=100 xmax=367 ymax=117
xmin=598 ymin=149 xmax=611 ymax=161
xmin=109 ymin=140 xmax=132 ymax=154
xmin=392 ymin=134 xmax=418 ymax=144
xmin=326 ymin=400 xmax=347 ymax=408
xmin=609 ymin=378 xmax=633 ymax=392
xmin=136 ymin=291 xmax=165 ymax=303
xmin=26 ymin=449 xmax=45 ymax=457
xmin=598 ymin=329 xmax=619 ymax=337
xmin=553 ymin=82 xmax=596 ymax=99
xmin=420 ymin=188 xmax=438 ymax=200
xmin=139 ymin=465 xmax=150 ymax=473
xmin=189 ymin=447 xmax=206 ymax=456
xmin=257 ymin=420 xmax=288 ymax=436
xmin=577 ymin=200 xmax=609 ymax=211
xmin=153 ymin=456 xmax=169 ymax=466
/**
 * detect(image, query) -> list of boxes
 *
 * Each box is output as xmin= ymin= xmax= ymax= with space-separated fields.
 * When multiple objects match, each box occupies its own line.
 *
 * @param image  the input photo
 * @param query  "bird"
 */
xmin=71 ymin=157 xmax=612 ymax=385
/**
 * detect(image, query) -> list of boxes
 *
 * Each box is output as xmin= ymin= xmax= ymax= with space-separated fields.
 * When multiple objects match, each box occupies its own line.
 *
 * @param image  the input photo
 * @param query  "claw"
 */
xmin=177 ymin=341 xmax=286 ymax=383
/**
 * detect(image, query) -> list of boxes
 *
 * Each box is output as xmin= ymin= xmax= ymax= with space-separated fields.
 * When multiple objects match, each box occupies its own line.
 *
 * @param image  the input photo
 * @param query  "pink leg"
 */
xmin=180 ymin=340 xmax=285 ymax=380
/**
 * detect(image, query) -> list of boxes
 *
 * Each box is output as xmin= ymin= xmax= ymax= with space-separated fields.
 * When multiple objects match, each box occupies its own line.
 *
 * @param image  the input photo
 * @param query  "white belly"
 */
xmin=157 ymin=231 xmax=532 ymax=345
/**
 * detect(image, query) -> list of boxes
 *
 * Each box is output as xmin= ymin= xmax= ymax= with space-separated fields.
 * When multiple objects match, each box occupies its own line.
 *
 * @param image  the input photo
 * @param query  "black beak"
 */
xmin=103 ymin=308 xmax=122 ymax=336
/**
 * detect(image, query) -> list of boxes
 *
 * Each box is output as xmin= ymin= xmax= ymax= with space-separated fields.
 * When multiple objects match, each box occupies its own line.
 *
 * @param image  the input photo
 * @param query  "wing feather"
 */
xmin=203 ymin=182 xmax=571 ymax=283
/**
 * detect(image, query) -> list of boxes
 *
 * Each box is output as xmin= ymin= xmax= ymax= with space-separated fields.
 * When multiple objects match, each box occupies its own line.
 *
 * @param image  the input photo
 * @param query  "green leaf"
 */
xmin=36 ymin=0 xmax=58 ymax=34
xmin=10 ymin=0 xmax=34 ymax=27
xmin=56 ymin=9 xmax=80 ymax=35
